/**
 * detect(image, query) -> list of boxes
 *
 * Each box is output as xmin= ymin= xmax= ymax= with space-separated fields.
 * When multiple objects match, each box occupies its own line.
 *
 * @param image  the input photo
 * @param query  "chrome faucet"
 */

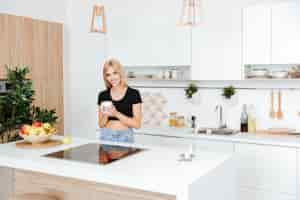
xmin=215 ymin=105 xmax=227 ymax=129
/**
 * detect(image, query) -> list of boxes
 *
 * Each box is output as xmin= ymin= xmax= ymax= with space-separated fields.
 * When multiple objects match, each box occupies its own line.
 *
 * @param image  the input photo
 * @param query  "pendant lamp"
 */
xmin=179 ymin=0 xmax=201 ymax=26
xmin=90 ymin=5 xmax=107 ymax=33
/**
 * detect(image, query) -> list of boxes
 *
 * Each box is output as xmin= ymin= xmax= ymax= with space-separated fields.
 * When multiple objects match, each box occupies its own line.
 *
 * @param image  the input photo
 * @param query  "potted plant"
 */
xmin=0 ymin=65 xmax=58 ymax=144
xmin=222 ymin=86 xmax=236 ymax=99
xmin=184 ymin=83 xmax=198 ymax=99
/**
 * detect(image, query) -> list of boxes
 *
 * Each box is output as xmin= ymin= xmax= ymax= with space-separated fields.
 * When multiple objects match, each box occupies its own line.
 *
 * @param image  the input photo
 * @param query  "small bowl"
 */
xmin=270 ymin=70 xmax=289 ymax=79
xmin=248 ymin=69 xmax=269 ymax=77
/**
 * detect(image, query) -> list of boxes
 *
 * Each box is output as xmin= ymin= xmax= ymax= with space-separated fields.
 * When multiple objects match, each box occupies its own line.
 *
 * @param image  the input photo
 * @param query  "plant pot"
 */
xmin=0 ymin=129 xmax=21 ymax=144
xmin=222 ymin=94 xmax=239 ymax=107
xmin=186 ymin=93 xmax=201 ymax=105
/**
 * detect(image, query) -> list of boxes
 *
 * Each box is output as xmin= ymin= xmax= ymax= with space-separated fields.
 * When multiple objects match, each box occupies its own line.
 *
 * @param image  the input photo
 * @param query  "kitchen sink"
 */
xmin=197 ymin=128 xmax=238 ymax=135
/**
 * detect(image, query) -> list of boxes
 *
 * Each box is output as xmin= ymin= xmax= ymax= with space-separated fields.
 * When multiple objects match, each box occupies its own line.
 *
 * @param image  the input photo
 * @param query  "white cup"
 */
xmin=101 ymin=101 xmax=113 ymax=114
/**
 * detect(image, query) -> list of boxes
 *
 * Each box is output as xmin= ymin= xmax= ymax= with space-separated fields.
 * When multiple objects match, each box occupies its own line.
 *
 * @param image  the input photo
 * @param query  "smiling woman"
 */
xmin=97 ymin=59 xmax=142 ymax=143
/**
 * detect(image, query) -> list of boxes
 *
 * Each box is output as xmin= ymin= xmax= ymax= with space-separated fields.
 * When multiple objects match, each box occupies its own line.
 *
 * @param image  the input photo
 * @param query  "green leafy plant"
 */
xmin=185 ymin=83 xmax=198 ymax=99
xmin=0 ymin=65 xmax=58 ymax=141
xmin=0 ymin=65 xmax=34 ymax=131
xmin=222 ymin=86 xmax=236 ymax=99
xmin=31 ymin=106 xmax=58 ymax=125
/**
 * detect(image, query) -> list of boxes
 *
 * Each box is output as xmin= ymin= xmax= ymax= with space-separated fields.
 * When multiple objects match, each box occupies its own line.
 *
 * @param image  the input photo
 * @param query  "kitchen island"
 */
xmin=0 ymin=137 xmax=236 ymax=200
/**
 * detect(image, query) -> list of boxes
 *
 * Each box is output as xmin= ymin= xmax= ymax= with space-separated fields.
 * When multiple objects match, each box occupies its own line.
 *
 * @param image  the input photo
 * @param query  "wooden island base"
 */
xmin=14 ymin=169 xmax=176 ymax=200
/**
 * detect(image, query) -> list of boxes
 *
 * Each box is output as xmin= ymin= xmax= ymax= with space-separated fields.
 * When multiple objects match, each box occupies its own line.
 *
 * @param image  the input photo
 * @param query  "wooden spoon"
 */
xmin=277 ymin=90 xmax=283 ymax=120
xmin=269 ymin=90 xmax=276 ymax=119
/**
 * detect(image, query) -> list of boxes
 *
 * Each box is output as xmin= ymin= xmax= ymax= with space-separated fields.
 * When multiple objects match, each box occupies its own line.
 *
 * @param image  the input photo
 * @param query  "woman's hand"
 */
xmin=98 ymin=106 xmax=109 ymax=128
xmin=107 ymin=105 xmax=119 ymax=117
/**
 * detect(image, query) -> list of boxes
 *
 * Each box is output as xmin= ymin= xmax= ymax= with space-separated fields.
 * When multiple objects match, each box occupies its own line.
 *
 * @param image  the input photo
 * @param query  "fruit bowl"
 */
xmin=20 ymin=133 xmax=53 ymax=144
xmin=19 ymin=122 xmax=56 ymax=144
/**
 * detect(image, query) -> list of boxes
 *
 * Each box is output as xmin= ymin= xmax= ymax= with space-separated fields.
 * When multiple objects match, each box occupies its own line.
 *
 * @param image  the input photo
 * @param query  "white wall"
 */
xmin=0 ymin=0 xmax=66 ymax=23
xmin=139 ymin=84 xmax=300 ymax=131
xmin=64 ymin=0 xmax=106 ymax=139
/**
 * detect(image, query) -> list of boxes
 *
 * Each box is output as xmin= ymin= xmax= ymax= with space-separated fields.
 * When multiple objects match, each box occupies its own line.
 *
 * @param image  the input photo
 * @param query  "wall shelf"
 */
xmin=128 ymin=79 xmax=300 ymax=90
xmin=244 ymin=64 xmax=300 ymax=80
xmin=124 ymin=65 xmax=191 ymax=81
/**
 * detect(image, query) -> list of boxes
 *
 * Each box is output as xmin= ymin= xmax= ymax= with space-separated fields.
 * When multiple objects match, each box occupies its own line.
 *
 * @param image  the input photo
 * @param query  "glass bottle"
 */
xmin=240 ymin=104 xmax=248 ymax=132
xmin=248 ymin=104 xmax=257 ymax=133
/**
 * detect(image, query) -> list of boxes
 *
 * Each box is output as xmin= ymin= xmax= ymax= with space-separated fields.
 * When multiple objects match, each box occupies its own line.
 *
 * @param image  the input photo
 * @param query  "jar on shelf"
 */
xmin=176 ymin=115 xmax=185 ymax=128
xmin=169 ymin=112 xmax=177 ymax=127
xmin=171 ymin=69 xmax=179 ymax=80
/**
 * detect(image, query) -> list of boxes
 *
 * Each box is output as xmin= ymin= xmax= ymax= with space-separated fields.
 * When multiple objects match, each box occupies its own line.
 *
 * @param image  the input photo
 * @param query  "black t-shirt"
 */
xmin=97 ymin=87 xmax=142 ymax=120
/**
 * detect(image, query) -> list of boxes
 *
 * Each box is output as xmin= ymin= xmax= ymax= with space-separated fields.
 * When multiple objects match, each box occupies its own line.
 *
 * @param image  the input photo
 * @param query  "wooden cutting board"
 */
xmin=16 ymin=139 xmax=63 ymax=149
xmin=255 ymin=128 xmax=296 ymax=136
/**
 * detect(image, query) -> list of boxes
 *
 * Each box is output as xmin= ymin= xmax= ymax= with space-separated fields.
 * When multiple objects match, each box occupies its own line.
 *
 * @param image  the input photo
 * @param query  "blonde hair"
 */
xmin=102 ymin=58 xmax=127 ymax=89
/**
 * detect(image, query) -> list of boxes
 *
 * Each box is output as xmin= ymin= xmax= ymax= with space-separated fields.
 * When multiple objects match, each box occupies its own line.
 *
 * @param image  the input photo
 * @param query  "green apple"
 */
xmin=62 ymin=136 xmax=72 ymax=144
xmin=42 ymin=123 xmax=52 ymax=131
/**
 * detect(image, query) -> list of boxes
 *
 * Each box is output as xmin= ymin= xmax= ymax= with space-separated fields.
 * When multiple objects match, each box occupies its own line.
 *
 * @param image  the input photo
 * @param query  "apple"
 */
xmin=32 ymin=121 xmax=42 ymax=128
xmin=62 ymin=136 xmax=72 ymax=144
xmin=20 ymin=125 xmax=31 ymax=135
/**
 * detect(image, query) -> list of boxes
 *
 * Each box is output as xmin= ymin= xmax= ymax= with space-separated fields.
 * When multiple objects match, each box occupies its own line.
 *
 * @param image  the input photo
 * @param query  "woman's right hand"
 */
xmin=98 ymin=107 xmax=109 ymax=128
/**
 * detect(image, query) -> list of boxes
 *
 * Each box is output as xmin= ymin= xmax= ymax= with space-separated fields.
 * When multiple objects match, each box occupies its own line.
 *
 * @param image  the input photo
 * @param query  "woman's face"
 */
xmin=105 ymin=67 xmax=121 ymax=88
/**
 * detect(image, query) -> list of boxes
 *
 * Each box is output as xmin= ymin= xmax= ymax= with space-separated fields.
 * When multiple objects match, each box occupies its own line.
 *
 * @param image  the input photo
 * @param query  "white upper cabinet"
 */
xmin=243 ymin=1 xmax=300 ymax=65
xmin=271 ymin=1 xmax=300 ymax=64
xmin=191 ymin=0 xmax=243 ymax=80
xmin=105 ymin=0 xmax=191 ymax=66
xmin=243 ymin=3 xmax=271 ymax=65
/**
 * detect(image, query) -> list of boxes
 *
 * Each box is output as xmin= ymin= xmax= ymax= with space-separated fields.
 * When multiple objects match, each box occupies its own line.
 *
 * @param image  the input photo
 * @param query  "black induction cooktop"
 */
xmin=44 ymin=143 xmax=145 ymax=165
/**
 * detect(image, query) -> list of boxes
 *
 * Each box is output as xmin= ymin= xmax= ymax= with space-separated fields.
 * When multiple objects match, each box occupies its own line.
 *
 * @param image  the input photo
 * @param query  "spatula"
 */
xmin=277 ymin=90 xmax=283 ymax=120
xmin=269 ymin=90 xmax=276 ymax=119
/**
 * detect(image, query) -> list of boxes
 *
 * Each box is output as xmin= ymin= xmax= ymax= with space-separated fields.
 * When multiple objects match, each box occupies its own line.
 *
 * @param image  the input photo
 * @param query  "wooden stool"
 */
xmin=11 ymin=193 xmax=59 ymax=200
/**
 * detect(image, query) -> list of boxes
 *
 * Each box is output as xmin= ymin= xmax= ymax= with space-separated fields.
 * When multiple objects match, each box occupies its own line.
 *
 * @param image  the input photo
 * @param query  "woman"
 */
xmin=98 ymin=58 xmax=142 ymax=143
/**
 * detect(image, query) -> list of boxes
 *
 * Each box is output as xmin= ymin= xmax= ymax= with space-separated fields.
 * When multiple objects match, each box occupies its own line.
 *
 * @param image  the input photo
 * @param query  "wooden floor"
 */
xmin=14 ymin=169 xmax=176 ymax=200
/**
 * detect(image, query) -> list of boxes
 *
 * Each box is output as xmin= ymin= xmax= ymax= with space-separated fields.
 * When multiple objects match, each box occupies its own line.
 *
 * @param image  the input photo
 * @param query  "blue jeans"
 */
xmin=99 ymin=128 xmax=134 ymax=143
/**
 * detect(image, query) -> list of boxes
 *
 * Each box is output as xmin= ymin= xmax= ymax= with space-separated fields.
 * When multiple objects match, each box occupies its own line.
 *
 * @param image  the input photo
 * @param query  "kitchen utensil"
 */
xmin=268 ymin=128 xmax=295 ymax=135
xmin=270 ymin=90 xmax=276 ymax=119
xmin=16 ymin=139 xmax=62 ymax=149
xmin=256 ymin=128 xmax=296 ymax=135
xmin=277 ymin=91 xmax=283 ymax=119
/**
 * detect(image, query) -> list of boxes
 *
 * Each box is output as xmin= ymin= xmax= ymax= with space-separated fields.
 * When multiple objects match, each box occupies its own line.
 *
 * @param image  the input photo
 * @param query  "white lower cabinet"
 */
xmin=236 ymin=143 xmax=297 ymax=200
xmin=297 ymin=149 xmax=300 ymax=200
xmin=0 ymin=167 xmax=14 ymax=200
xmin=239 ymin=188 xmax=296 ymax=200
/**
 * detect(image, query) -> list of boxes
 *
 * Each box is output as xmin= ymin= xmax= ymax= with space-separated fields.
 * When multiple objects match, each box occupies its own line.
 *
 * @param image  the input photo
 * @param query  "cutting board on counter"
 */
xmin=16 ymin=139 xmax=63 ymax=149
xmin=256 ymin=128 xmax=298 ymax=136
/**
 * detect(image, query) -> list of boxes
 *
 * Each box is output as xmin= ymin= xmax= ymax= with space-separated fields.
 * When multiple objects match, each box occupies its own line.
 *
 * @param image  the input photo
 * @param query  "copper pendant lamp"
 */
xmin=90 ymin=5 xmax=107 ymax=33
xmin=179 ymin=0 xmax=201 ymax=26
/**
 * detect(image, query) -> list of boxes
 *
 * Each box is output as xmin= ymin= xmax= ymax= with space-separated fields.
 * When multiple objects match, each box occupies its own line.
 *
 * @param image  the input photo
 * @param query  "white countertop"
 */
xmin=0 ymin=136 xmax=232 ymax=197
xmin=135 ymin=126 xmax=300 ymax=148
